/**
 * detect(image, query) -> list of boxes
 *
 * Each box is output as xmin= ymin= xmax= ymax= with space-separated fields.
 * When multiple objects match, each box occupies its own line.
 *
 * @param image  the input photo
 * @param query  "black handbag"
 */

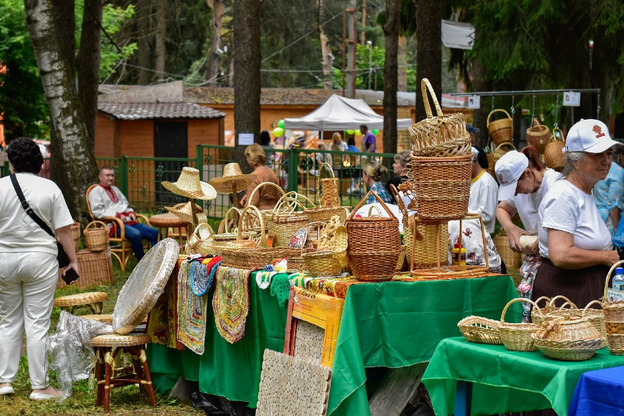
xmin=10 ymin=174 xmax=70 ymax=268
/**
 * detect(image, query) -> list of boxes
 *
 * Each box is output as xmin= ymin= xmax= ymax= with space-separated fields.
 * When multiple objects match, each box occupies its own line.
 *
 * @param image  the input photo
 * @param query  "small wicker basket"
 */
xmin=499 ymin=298 xmax=542 ymax=352
xmin=543 ymin=128 xmax=566 ymax=171
xmin=532 ymin=314 xmax=604 ymax=361
xmin=457 ymin=316 xmax=502 ymax=345
xmin=526 ymin=118 xmax=550 ymax=154
xmin=487 ymin=109 xmax=513 ymax=146
xmin=486 ymin=142 xmax=516 ymax=179
xmin=602 ymin=260 xmax=624 ymax=355
xmin=84 ymin=221 xmax=109 ymax=252
xmin=302 ymin=250 xmax=343 ymax=277
xmin=272 ymin=192 xmax=315 ymax=247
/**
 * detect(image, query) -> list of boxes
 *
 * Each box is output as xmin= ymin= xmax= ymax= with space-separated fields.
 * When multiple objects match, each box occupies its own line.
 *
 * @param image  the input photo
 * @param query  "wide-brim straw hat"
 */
xmin=209 ymin=163 xmax=256 ymax=194
xmin=162 ymin=167 xmax=217 ymax=200
xmin=165 ymin=201 xmax=204 ymax=224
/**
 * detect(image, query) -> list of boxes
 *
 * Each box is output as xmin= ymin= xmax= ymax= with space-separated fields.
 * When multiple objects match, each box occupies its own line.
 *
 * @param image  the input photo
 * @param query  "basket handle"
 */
xmin=273 ymin=191 xmax=316 ymax=215
xmin=367 ymin=205 xmax=383 ymax=217
xmin=529 ymin=118 xmax=542 ymax=130
xmin=85 ymin=220 xmax=107 ymax=231
xmin=492 ymin=142 xmax=517 ymax=152
xmin=501 ymin=297 xmax=541 ymax=323
xmin=547 ymin=295 xmax=577 ymax=310
xmin=487 ymin=109 xmax=512 ymax=126
xmin=223 ymin=207 xmax=242 ymax=233
xmin=239 ymin=205 xmax=266 ymax=247
xmin=347 ymin=189 xmax=398 ymax=221
xmin=533 ymin=296 xmax=551 ymax=309
xmin=582 ymin=299 xmax=603 ymax=315
xmin=604 ymin=260 xmax=624 ymax=299
xmin=246 ymin=181 xmax=286 ymax=208
xmin=550 ymin=127 xmax=565 ymax=143
xmin=319 ymin=162 xmax=335 ymax=178
xmin=421 ymin=78 xmax=444 ymax=119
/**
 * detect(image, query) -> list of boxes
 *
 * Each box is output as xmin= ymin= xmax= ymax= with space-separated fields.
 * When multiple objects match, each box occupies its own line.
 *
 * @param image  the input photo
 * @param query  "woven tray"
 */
xmin=457 ymin=316 xmax=502 ymax=345
xmin=91 ymin=333 xmax=152 ymax=348
xmin=53 ymin=291 xmax=108 ymax=308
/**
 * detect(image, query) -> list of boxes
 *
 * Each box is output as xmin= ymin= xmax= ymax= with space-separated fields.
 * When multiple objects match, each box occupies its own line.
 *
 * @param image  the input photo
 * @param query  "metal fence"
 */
xmin=0 ymin=145 xmax=399 ymax=218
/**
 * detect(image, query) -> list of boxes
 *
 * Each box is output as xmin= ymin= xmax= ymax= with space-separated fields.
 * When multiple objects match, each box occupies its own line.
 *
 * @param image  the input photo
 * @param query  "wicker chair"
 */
xmin=86 ymin=184 xmax=151 ymax=271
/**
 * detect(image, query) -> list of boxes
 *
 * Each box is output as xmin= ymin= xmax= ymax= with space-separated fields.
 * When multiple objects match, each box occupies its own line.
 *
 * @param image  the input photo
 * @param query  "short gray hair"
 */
xmin=394 ymin=151 xmax=411 ymax=167
xmin=561 ymin=151 xmax=586 ymax=178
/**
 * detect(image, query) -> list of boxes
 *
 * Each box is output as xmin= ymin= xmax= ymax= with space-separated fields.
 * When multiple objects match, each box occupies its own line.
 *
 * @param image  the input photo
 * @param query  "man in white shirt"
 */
xmin=88 ymin=166 xmax=158 ymax=260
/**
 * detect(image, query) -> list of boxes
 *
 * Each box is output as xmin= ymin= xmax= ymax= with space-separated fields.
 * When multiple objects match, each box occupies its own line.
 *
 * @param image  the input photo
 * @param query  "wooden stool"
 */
xmin=92 ymin=333 xmax=156 ymax=413
xmin=53 ymin=292 xmax=108 ymax=314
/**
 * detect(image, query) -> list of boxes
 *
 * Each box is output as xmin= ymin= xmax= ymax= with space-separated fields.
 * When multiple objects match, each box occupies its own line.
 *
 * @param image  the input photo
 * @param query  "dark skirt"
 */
xmin=531 ymin=258 xmax=608 ymax=308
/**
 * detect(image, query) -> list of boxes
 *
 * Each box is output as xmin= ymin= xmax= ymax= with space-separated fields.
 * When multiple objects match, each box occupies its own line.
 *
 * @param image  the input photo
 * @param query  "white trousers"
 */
xmin=0 ymin=251 xmax=58 ymax=389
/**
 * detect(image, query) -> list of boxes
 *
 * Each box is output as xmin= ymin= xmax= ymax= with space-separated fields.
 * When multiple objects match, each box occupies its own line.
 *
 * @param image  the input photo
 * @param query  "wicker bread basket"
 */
xmin=458 ymin=316 xmax=502 ymax=345
xmin=526 ymin=118 xmax=550 ymax=154
xmin=487 ymin=109 xmax=513 ymax=145
xmin=84 ymin=221 xmax=109 ymax=252
xmin=532 ymin=314 xmax=604 ymax=361
xmin=408 ymin=78 xmax=471 ymax=157
xmin=499 ymin=298 xmax=542 ymax=352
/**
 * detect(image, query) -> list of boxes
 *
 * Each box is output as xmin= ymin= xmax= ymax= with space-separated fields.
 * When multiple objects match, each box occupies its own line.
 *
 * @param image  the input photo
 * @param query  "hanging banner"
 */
xmin=563 ymin=92 xmax=581 ymax=107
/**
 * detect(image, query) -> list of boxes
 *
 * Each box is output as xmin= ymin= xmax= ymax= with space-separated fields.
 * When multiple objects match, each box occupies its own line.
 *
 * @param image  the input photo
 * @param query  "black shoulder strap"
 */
xmin=10 ymin=174 xmax=55 ymax=238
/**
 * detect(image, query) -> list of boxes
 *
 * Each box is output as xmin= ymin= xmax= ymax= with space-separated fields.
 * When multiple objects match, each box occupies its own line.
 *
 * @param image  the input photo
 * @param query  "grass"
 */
xmin=0 ymin=256 xmax=203 ymax=415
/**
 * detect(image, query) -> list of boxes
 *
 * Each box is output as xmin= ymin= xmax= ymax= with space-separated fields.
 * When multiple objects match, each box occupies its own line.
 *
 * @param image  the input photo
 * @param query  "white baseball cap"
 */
xmin=564 ymin=119 xmax=619 ymax=154
xmin=495 ymin=150 xmax=529 ymax=201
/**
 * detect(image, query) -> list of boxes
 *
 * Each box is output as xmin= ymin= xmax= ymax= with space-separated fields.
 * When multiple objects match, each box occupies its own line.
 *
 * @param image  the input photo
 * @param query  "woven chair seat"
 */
xmin=91 ymin=333 xmax=152 ymax=348
xmin=54 ymin=291 xmax=108 ymax=307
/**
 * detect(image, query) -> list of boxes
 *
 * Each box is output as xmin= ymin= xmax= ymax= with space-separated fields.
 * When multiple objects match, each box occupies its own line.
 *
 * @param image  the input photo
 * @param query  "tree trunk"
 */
xmin=24 ymin=0 xmax=99 ymax=224
xmin=415 ymin=0 xmax=441 ymax=123
xmin=318 ymin=0 xmax=333 ymax=90
xmin=153 ymin=0 xmax=167 ymax=83
xmin=76 ymin=0 xmax=103 ymax=152
xmin=136 ymin=0 xmax=152 ymax=85
xmin=233 ymin=0 xmax=261 ymax=170
xmin=398 ymin=36 xmax=407 ymax=92
xmin=206 ymin=0 xmax=224 ymax=87
xmin=382 ymin=0 xmax=400 ymax=154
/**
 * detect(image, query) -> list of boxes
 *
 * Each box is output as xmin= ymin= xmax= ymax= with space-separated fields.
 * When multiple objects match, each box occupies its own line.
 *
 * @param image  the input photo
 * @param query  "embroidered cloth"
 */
xmin=213 ymin=266 xmax=251 ymax=344
xmin=146 ymin=260 xmax=185 ymax=350
xmin=177 ymin=259 xmax=209 ymax=354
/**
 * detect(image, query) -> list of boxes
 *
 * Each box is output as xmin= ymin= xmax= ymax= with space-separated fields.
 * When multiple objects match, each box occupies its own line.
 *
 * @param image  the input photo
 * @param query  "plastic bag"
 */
xmin=517 ymin=255 xmax=542 ymax=322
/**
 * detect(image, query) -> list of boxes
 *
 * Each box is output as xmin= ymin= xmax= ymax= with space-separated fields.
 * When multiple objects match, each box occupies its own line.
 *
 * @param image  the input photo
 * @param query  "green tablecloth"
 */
xmin=147 ymin=273 xmax=518 ymax=414
xmin=422 ymin=337 xmax=624 ymax=416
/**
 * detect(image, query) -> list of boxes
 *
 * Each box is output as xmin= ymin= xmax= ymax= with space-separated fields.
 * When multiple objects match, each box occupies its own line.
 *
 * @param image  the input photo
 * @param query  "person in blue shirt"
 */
xmin=594 ymin=159 xmax=624 ymax=236
xmin=362 ymin=160 xmax=393 ymax=204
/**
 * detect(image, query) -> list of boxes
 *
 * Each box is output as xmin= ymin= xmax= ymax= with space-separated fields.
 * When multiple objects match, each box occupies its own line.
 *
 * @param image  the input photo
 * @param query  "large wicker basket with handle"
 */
xmin=526 ymin=118 xmax=550 ymax=154
xmin=84 ymin=221 xmax=109 ymax=252
xmin=408 ymin=78 xmax=471 ymax=157
xmin=487 ymin=109 xmax=513 ymax=145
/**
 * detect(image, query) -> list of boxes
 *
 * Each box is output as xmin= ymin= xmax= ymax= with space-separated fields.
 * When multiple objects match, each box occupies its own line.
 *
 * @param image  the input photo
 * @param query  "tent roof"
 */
xmin=283 ymin=94 xmax=413 ymax=131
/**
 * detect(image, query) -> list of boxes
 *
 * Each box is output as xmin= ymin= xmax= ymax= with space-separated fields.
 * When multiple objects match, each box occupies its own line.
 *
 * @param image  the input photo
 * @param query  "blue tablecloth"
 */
xmin=569 ymin=366 xmax=624 ymax=416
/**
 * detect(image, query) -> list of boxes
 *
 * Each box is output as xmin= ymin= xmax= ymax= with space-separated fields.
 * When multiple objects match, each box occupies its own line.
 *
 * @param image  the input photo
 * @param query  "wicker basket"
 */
xmin=406 ymin=216 xmax=449 ymax=269
xmin=408 ymin=78 xmax=471 ymax=157
xmin=304 ymin=206 xmax=348 ymax=224
xmin=493 ymin=232 xmax=521 ymax=269
xmin=533 ymin=338 xmax=604 ymax=361
xmin=532 ymin=313 xmax=604 ymax=361
xmin=457 ymin=316 xmax=502 ymax=345
xmin=349 ymin=251 xmax=401 ymax=282
xmin=71 ymin=221 xmax=81 ymax=251
xmin=56 ymin=248 xmax=115 ymax=290
xmin=405 ymin=154 xmax=472 ymax=220
xmin=302 ymin=250 xmax=343 ymax=277
xmin=602 ymin=260 xmax=624 ymax=355
xmin=272 ymin=192 xmax=315 ymax=247
xmin=185 ymin=223 xmax=218 ymax=256
xmin=220 ymin=247 xmax=312 ymax=271
xmin=84 ymin=221 xmax=109 ymax=252
xmin=487 ymin=109 xmax=513 ymax=145
xmin=245 ymin=181 xmax=286 ymax=229
xmin=581 ymin=300 xmax=607 ymax=348
xmin=346 ymin=190 xmax=401 ymax=253
xmin=526 ymin=118 xmax=550 ymax=154
xmin=499 ymin=298 xmax=542 ymax=352
xmin=543 ymin=128 xmax=566 ymax=171
xmin=486 ymin=142 xmax=516 ymax=179
xmin=531 ymin=296 xmax=551 ymax=325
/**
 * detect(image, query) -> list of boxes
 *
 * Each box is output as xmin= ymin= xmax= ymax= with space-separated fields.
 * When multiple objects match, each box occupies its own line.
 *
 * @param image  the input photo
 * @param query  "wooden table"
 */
xmin=149 ymin=213 xmax=188 ymax=244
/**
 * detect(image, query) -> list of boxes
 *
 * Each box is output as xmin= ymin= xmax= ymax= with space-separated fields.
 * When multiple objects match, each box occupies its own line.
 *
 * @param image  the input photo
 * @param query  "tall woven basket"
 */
xmin=405 ymin=153 xmax=472 ymax=220
xmin=346 ymin=190 xmax=402 ymax=282
xmin=526 ymin=118 xmax=550 ymax=154
xmin=84 ymin=221 xmax=109 ymax=252
xmin=408 ymin=78 xmax=471 ymax=157
xmin=487 ymin=109 xmax=513 ymax=145
xmin=603 ymin=260 xmax=624 ymax=355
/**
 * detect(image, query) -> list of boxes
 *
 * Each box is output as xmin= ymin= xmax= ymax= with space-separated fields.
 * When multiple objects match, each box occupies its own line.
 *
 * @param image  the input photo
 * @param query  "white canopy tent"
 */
xmin=283 ymin=94 xmax=413 ymax=131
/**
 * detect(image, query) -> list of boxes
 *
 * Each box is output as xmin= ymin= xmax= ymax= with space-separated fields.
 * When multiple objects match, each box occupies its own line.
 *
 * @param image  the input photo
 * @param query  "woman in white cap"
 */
xmin=495 ymin=146 xmax=562 ymax=254
xmin=532 ymin=119 xmax=620 ymax=307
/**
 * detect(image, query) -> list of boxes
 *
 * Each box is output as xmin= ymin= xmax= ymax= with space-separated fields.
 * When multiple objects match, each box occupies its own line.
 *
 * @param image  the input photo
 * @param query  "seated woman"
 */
xmin=385 ymin=151 xmax=410 ymax=195
xmin=240 ymin=143 xmax=281 ymax=210
xmin=362 ymin=161 xmax=393 ymax=204
xmin=533 ymin=119 xmax=621 ymax=307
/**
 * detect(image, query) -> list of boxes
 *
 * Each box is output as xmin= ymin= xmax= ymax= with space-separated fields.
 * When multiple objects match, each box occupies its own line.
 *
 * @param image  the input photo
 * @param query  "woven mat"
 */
xmin=293 ymin=320 xmax=324 ymax=365
xmin=146 ymin=260 xmax=185 ymax=350
xmin=212 ymin=266 xmax=250 ymax=344
xmin=177 ymin=259 xmax=209 ymax=354
xmin=257 ymin=349 xmax=331 ymax=416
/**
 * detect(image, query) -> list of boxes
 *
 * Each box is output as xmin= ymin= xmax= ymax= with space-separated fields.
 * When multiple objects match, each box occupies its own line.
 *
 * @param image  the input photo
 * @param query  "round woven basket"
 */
xmin=543 ymin=128 xmax=566 ymax=171
xmin=602 ymin=260 xmax=624 ymax=355
xmin=487 ymin=109 xmax=513 ymax=145
xmin=533 ymin=338 xmax=604 ymax=361
xmin=499 ymin=298 xmax=542 ymax=352
xmin=409 ymin=79 xmax=471 ymax=158
xmin=302 ymin=250 xmax=343 ymax=277
xmin=406 ymin=154 xmax=472 ymax=220
xmin=84 ymin=221 xmax=109 ymax=252
xmin=457 ymin=316 xmax=502 ymax=345
xmin=493 ymin=233 xmax=521 ymax=269
xmin=526 ymin=118 xmax=550 ymax=154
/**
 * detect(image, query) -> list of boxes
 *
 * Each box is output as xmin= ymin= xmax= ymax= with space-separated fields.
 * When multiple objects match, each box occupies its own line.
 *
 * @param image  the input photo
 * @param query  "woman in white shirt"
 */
xmin=533 ymin=119 xmax=620 ymax=306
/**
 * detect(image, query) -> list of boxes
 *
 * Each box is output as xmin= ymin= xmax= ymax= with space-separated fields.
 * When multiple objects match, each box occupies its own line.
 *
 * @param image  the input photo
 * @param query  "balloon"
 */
xmin=346 ymin=129 xmax=355 ymax=135
xmin=278 ymin=119 xmax=285 ymax=129
xmin=372 ymin=129 xmax=379 ymax=135
xmin=355 ymin=129 xmax=362 ymax=136
xmin=273 ymin=127 xmax=284 ymax=137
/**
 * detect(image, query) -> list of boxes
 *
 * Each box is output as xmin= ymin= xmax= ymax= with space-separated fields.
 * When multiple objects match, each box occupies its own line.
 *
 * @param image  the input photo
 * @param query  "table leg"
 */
xmin=455 ymin=380 xmax=472 ymax=416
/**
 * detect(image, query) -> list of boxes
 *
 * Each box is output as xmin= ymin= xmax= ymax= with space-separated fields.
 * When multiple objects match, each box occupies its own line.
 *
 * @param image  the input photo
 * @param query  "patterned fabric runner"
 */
xmin=177 ymin=259 xmax=209 ymax=354
xmin=213 ymin=266 xmax=250 ymax=344
xmin=146 ymin=259 xmax=185 ymax=350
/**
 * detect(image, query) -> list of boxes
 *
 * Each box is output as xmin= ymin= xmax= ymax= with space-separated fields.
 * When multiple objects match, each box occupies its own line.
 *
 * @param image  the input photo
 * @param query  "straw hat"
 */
xmin=165 ymin=201 xmax=204 ymax=224
xmin=209 ymin=163 xmax=256 ymax=194
xmin=162 ymin=167 xmax=217 ymax=200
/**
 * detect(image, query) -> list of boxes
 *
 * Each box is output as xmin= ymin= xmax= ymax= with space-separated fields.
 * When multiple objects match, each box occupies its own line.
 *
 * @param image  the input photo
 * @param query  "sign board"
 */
xmin=238 ymin=133 xmax=254 ymax=146
xmin=563 ymin=91 xmax=581 ymax=107
xmin=606 ymin=288 xmax=624 ymax=302
xmin=467 ymin=95 xmax=480 ymax=109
